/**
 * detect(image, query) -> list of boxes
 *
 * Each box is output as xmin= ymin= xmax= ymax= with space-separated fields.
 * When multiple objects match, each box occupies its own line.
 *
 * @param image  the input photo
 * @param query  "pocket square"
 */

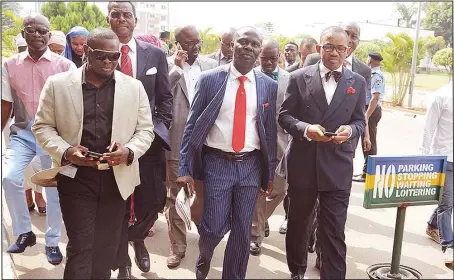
xmin=146 ymin=67 xmax=157 ymax=75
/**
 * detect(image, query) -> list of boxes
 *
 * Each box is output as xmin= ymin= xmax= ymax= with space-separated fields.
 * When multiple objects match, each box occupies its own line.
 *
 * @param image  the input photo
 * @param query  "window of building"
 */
xmin=161 ymin=16 xmax=166 ymax=21
xmin=151 ymin=4 xmax=155 ymax=8
xmin=161 ymin=25 xmax=166 ymax=31
xmin=161 ymin=5 xmax=166 ymax=9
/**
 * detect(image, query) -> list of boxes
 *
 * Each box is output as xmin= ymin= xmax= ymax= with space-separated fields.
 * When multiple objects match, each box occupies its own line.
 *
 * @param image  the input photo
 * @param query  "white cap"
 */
xmin=48 ymin=31 xmax=66 ymax=47
xmin=15 ymin=33 xmax=27 ymax=48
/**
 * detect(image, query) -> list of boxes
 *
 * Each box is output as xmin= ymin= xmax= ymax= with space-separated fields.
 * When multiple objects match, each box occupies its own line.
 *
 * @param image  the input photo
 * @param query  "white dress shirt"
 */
xmin=304 ymin=62 xmax=351 ymax=140
xmin=173 ymin=59 xmax=202 ymax=105
xmin=205 ymin=64 xmax=260 ymax=152
xmin=421 ymin=82 xmax=453 ymax=162
xmin=119 ymin=38 xmax=137 ymax=78
xmin=344 ymin=55 xmax=353 ymax=71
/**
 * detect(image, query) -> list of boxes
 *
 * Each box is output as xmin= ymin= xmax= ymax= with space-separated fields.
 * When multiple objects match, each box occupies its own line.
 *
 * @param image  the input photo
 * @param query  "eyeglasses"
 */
xmin=321 ymin=43 xmax=349 ymax=53
xmin=236 ymin=38 xmax=261 ymax=48
xmin=221 ymin=41 xmax=233 ymax=48
xmin=86 ymin=46 xmax=121 ymax=61
xmin=179 ymin=40 xmax=203 ymax=48
xmin=23 ymin=26 xmax=49 ymax=36
xmin=110 ymin=10 xmax=134 ymax=19
xmin=259 ymin=56 xmax=279 ymax=63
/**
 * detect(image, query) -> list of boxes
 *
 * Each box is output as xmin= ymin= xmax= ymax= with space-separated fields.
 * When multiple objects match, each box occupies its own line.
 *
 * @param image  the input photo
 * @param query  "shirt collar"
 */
xmin=345 ymin=55 xmax=353 ymax=66
xmin=371 ymin=66 xmax=381 ymax=72
xmin=20 ymin=48 xmax=52 ymax=62
xmin=82 ymin=64 xmax=116 ymax=85
xmin=319 ymin=61 xmax=343 ymax=77
xmin=230 ymin=63 xmax=255 ymax=83
xmin=120 ymin=38 xmax=137 ymax=54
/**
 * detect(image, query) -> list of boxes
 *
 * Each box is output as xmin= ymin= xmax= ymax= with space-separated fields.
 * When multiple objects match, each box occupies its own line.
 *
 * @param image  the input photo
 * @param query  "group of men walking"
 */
xmin=9 ymin=1 xmax=451 ymax=280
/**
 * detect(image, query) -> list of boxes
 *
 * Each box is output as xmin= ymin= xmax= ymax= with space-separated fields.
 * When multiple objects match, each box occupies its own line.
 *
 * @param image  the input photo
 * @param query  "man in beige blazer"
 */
xmin=164 ymin=25 xmax=217 ymax=268
xmin=32 ymin=28 xmax=154 ymax=279
xmin=250 ymin=40 xmax=290 ymax=255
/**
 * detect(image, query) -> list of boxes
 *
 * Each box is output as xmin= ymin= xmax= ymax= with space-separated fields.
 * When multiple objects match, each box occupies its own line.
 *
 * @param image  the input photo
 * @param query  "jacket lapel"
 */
xmin=321 ymin=68 xmax=353 ymax=122
xmin=179 ymin=76 xmax=189 ymax=102
xmin=306 ymin=63 xmax=328 ymax=113
xmin=254 ymin=71 xmax=265 ymax=122
xmin=68 ymin=68 xmax=84 ymax=122
xmin=135 ymin=39 xmax=149 ymax=77
xmin=111 ymin=71 xmax=125 ymax=140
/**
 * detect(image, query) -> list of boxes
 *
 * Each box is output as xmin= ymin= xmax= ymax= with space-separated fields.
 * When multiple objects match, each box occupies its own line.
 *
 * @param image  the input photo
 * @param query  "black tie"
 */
xmin=325 ymin=71 xmax=342 ymax=83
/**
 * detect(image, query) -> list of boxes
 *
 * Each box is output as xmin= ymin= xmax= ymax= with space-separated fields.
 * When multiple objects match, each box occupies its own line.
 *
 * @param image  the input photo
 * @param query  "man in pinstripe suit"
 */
xmin=176 ymin=26 xmax=278 ymax=279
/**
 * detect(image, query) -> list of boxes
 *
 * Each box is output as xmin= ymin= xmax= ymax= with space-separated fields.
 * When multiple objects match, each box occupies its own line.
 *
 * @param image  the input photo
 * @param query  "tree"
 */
xmin=423 ymin=2 xmax=453 ymax=47
xmin=1 ymin=10 xmax=23 ymax=58
xmin=381 ymin=33 xmax=424 ymax=106
xmin=395 ymin=2 xmax=417 ymax=28
xmin=1 ymin=2 xmax=20 ymax=31
xmin=41 ymin=2 xmax=107 ymax=34
xmin=271 ymin=34 xmax=296 ymax=52
xmin=422 ymin=36 xmax=446 ymax=67
xmin=433 ymin=48 xmax=453 ymax=80
xmin=198 ymin=27 xmax=219 ymax=55
xmin=355 ymin=41 xmax=384 ymax=64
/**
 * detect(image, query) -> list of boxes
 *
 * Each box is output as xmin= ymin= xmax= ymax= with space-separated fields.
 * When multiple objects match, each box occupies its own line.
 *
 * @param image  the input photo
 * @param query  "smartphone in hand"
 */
xmin=86 ymin=151 xmax=103 ymax=159
xmin=324 ymin=131 xmax=337 ymax=137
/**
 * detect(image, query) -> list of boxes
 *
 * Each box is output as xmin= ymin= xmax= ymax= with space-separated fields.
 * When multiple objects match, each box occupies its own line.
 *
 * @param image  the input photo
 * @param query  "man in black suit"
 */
xmin=279 ymin=26 xmax=366 ymax=279
xmin=286 ymin=37 xmax=318 ymax=73
xmin=106 ymin=2 xmax=172 ymax=278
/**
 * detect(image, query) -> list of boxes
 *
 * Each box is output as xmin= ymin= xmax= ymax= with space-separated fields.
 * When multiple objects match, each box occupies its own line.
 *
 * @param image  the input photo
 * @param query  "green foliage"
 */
xmin=395 ymin=2 xmax=417 ymax=28
xmin=271 ymin=34 xmax=296 ymax=52
xmin=198 ymin=27 xmax=219 ymax=55
xmin=433 ymin=48 xmax=453 ymax=78
xmin=41 ymin=2 xmax=108 ymax=34
xmin=422 ymin=36 xmax=446 ymax=68
xmin=423 ymin=2 xmax=453 ymax=47
xmin=355 ymin=42 xmax=384 ymax=64
xmin=1 ymin=10 xmax=24 ymax=58
xmin=1 ymin=2 xmax=20 ymax=31
xmin=381 ymin=33 xmax=424 ymax=106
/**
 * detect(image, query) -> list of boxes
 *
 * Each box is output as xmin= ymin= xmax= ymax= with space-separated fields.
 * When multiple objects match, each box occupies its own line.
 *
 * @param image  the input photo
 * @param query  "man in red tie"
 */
xmin=176 ymin=27 xmax=278 ymax=279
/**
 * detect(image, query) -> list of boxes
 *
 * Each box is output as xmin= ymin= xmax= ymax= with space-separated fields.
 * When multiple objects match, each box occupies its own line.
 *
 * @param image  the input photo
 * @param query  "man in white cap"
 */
xmin=15 ymin=33 xmax=27 ymax=53
xmin=48 ymin=31 xmax=66 ymax=55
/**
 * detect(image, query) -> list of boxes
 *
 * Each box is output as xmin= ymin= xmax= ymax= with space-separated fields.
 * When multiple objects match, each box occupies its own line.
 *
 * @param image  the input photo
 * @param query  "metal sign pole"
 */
xmin=389 ymin=205 xmax=407 ymax=277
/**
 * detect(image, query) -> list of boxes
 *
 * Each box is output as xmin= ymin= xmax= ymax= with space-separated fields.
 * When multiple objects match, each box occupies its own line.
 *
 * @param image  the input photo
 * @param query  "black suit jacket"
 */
xmin=134 ymin=39 xmax=172 ymax=151
xmin=278 ymin=63 xmax=366 ymax=191
xmin=285 ymin=61 xmax=304 ymax=73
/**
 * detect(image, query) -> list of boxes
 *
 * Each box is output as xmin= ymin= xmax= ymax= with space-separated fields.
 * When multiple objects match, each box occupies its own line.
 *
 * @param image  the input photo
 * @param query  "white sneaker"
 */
xmin=444 ymin=247 xmax=453 ymax=265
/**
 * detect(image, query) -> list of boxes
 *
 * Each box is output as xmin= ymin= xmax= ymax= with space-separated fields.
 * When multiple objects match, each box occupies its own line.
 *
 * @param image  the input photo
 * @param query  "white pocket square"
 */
xmin=146 ymin=67 xmax=157 ymax=75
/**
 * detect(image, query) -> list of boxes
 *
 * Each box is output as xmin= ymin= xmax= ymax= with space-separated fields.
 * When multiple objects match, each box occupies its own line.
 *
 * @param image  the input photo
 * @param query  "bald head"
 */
xmin=21 ymin=14 xmax=51 ymax=53
xmin=262 ymin=39 xmax=280 ymax=51
xmin=320 ymin=26 xmax=348 ymax=44
xmin=259 ymin=40 xmax=280 ymax=74
xmin=23 ymin=14 xmax=50 ymax=29
xmin=174 ymin=25 xmax=199 ymax=42
xmin=234 ymin=26 xmax=263 ymax=43
xmin=341 ymin=22 xmax=361 ymax=54
xmin=174 ymin=25 xmax=201 ymax=61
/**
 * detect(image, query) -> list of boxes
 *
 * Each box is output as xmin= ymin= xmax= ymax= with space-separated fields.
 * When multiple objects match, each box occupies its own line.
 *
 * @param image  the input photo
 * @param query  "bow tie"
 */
xmin=325 ymin=71 xmax=342 ymax=83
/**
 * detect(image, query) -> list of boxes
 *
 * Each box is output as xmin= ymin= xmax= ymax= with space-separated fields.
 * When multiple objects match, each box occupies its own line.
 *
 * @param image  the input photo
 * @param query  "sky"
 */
xmin=19 ymin=1 xmax=400 ymax=37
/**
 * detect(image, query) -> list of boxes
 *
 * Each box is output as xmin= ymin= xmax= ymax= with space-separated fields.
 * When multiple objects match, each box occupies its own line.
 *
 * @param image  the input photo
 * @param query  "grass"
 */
xmin=383 ymin=72 xmax=451 ymax=92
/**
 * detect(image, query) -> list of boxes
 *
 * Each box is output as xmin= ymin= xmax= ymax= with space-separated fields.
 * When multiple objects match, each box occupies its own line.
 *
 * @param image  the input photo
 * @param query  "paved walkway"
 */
xmin=2 ymin=108 xmax=453 ymax=279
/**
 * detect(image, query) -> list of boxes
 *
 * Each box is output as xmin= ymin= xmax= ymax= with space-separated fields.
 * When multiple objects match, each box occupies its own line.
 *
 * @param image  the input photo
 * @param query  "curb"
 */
xmin=2 ymin=211 xmax=17 ymax=279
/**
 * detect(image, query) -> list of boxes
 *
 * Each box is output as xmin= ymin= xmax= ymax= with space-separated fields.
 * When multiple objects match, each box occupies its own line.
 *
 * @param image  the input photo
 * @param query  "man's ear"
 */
xmin=316 ymin=45 xmax=321 ymax=54
xmin=106 ymin=16 xmax=110 ymax=25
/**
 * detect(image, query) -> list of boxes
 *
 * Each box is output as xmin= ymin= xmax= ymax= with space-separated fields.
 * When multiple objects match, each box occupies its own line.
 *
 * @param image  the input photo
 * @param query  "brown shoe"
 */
xmin=426 ymin=226 xmax=441 ymax=244
xmin=167 ymin=252 xmax=185 ymax=268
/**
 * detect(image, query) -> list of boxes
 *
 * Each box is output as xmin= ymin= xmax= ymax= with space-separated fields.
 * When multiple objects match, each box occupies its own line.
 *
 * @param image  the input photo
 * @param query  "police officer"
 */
xmin=353 ymin=52 xmax=385 ymax=182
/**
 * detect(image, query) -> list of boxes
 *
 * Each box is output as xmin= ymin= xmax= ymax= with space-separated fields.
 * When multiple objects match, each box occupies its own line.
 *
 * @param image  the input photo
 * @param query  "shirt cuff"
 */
xmin=172 ymin=65 xmax=184 ymax=75
xmin=303 ymin=126 xmax=312 ymax=142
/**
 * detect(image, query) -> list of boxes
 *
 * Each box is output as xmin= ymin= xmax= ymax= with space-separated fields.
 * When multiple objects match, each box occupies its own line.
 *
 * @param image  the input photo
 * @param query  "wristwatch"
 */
xmin=126 ymin=148 xmax=134 ymax=166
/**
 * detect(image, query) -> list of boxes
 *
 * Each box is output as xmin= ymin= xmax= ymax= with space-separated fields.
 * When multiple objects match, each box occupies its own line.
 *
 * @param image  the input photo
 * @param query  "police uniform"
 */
xmin=361 ymin=52 xmax=385 ymax=175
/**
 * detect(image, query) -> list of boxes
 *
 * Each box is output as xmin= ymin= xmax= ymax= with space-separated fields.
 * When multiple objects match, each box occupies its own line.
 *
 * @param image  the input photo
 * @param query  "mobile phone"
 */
xmin=324 ymin=132 xmax=337 ymax=137
xmin=86 ymin=151 xmax=103 ymax=159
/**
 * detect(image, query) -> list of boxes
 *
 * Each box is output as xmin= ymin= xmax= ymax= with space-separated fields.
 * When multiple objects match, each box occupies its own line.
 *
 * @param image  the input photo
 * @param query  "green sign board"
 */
xmin=363 ymin=155 xmax=447 ymax=209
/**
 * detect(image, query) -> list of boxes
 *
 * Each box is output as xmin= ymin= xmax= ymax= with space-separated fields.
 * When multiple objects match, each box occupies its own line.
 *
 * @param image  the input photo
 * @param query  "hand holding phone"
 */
xmin=86 ymin=151 xmax=103 ymax=159
xmin=323 ymin=131 xmax=337 ymax=137
xmin=174 ymin=42 xmax=188 ymax=69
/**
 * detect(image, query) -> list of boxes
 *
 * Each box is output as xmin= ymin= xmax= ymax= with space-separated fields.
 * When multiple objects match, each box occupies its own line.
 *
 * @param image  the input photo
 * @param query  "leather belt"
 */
xmin=203 ymin=145 xmax=259 ymax=162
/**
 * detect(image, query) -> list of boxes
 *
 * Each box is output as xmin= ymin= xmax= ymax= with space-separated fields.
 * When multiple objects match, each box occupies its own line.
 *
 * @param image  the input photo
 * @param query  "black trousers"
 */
xmin=286 ymin=186 xmax=350 ymax=279
xmin=114 ymin=141 xmax=166 ymax=269
xmin=283 ymin=194 xmax=290 ymax=219
xmin=56 ymin=168 xmax=126 ymax=279
xmin=361 ymin=105 xmax=382 ymax=174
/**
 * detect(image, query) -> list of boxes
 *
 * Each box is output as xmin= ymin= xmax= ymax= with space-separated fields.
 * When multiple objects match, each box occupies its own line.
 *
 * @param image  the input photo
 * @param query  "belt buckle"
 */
xmin=97 ymin=163 xmax=110 ymax=170
xmin=232 ymin=153 xmax=245 ymax=162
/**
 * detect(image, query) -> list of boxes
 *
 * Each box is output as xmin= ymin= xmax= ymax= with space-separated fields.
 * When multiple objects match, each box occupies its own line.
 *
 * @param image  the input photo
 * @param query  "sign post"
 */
xmin=364 ymin=155 xmax=447 ymax=279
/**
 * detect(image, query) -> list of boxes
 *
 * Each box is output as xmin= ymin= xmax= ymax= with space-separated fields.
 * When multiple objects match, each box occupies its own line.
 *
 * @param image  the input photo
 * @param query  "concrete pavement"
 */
xmin=2 ymin=107 xmax=453 ymax=279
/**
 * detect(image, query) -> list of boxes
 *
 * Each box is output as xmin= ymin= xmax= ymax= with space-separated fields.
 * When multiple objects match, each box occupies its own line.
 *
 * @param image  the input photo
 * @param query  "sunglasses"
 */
xmin=23 ymin=26 xmax=50 ymax=36
xmin=86 ymin=46 xmax=121 ymax=61
xmin=110 ymin=10 xmax=134 ymax=19
xmin=321 ymin=43 xmax=349 ymax=54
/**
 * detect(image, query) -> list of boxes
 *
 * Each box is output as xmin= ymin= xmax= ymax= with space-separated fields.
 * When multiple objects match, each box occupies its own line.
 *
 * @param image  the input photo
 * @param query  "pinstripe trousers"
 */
xmin=197 ymin=151 xmax=262 ymax=279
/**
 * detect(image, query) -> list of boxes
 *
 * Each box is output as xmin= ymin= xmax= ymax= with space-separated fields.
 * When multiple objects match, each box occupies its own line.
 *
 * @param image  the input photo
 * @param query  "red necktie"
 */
xmin=120 ymin=45 xmax=133 ymax=77
xmin=232 ymin=76 xmax=247 ymax=153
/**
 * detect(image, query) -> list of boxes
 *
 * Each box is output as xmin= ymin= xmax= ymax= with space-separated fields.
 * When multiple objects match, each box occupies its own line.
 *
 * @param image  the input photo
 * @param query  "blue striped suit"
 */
xmin=178 ymin=64 xmax=278 ymax=279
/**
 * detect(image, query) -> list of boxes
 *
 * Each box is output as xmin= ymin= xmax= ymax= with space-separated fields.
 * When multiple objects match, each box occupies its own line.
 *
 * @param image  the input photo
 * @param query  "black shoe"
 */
xmin=195 ymin=261 xmax=210 ymax=279
xmin=45 ymin=246 xmax=63 ymax=265
xmin=117 ymin=266 xmax=131 ymax=279
xmin=352 ymin=174 xmax=366 ymax=182
xmin=291 ymin=273 xmax=305 ymax=279
xmin=315 ymin=255 xmax=321 ymax=270
xmin=264 ymin=221 xmax=270 ymax=237
xmin=131 ymin=240 xmax=150 ymax=272
xmin=279 ymin=219 xmax=288 ymax=234
xmin=7 ymin=231 xmax=36 ymax=253
xmin=250 ymin=242 xmax=261 ymax=256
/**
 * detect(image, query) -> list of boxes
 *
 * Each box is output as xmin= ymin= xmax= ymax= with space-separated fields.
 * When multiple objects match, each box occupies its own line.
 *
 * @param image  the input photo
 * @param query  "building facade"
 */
xmin=134 ymin=2 xmax=170 ymax=36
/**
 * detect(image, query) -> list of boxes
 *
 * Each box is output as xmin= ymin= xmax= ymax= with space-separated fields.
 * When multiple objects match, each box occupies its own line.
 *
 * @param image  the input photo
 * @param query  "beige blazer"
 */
xmin=166 ymin=55 xmax=218 ymax=161
xmin=32 ymin=68 xmax=155 ymax=200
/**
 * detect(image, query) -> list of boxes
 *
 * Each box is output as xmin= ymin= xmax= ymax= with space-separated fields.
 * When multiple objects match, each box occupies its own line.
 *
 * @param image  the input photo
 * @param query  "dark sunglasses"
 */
xmin=110 ymin=10 xmax=134 ymax=19
xmin=87 ymin=46 xmax=121 ymax=61
xmin=321 ymin=43 xmax=349 ymax=53
xmin=23 ymin=26 xmax=49 ymax=36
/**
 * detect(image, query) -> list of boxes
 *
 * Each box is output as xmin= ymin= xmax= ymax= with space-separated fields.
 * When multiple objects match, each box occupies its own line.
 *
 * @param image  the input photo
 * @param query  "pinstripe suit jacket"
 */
xmin=178 ymin=64 xmax=278 ymax=191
